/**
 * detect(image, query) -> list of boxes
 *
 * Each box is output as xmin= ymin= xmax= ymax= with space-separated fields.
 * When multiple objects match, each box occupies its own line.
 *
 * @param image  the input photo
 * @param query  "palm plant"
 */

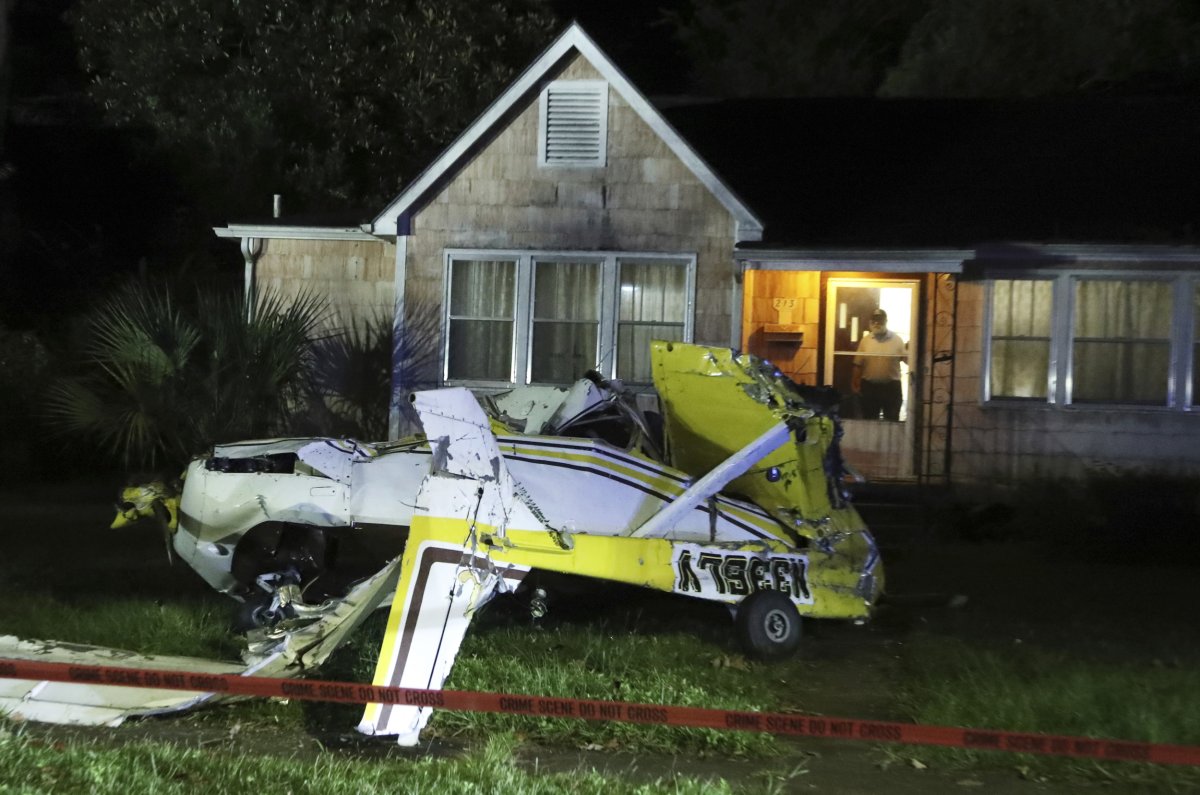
xmin=309 ymin=311 xmax=394 ymax=440
xmin=196 ymin=288 xmax=326 ymax=444
xmin=48 ymin=281 xmax=326 ymax=469
xmin=308 ymin=299 xmax=441 ymax=440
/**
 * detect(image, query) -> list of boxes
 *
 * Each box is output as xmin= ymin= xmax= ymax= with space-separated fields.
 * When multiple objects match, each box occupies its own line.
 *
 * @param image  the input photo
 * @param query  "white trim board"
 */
xmin=214 ymin=224 xmax=378 ymax=242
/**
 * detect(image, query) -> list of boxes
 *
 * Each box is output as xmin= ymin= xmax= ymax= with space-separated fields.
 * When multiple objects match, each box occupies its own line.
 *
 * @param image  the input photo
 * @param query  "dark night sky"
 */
xmin=550 ymin=0 xmax=692 ymax=94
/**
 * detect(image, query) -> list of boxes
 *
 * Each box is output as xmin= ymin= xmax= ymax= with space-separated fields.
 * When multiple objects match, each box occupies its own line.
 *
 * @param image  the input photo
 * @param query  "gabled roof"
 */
xmin=370 ymin=22 xmax=763 ymax=242
xmin=660 ymin=96 xmax=1200 ymax=248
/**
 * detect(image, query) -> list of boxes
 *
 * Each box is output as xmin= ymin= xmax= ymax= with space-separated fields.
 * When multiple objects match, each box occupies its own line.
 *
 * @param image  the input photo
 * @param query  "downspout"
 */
xmin=239 ymin=195 xmax=280 ymax=320
xmin=388 ymin=233 xmax=409 ymax=439
xmin=240 ymin=236 xmax=262 ymax=320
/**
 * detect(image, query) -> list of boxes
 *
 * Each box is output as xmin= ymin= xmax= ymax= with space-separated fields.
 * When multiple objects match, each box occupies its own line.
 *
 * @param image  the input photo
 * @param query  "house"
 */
xmin=215 ymin=23 xmax=1200 ymax=496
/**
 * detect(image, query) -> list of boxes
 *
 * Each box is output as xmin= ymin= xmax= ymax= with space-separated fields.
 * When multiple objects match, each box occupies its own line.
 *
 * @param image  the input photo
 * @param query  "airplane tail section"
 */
xmin=357 ymin=389 xmax=534 ymax=744
xmin=355 ymin=520 xmax=526 ymax=743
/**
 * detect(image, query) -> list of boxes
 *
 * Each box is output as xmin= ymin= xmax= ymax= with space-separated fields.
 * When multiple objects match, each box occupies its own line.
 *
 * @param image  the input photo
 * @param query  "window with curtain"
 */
xmin=985 ymin=271 xmax=1200 ymax=409
xmin=1072 ymin=279 xmax=1172 ymax=405
xmin=443 ymin=250 xmax=694 ymax=385
xmin=989 ymin=279 xmax=1052 ymax=399
xmin=617 ymin=260 xmax=687 ymax=383
xmin=446 ymin=259 xmax=516 ymax=381
xmin=531 ymin=260 xmax=600 ymax=382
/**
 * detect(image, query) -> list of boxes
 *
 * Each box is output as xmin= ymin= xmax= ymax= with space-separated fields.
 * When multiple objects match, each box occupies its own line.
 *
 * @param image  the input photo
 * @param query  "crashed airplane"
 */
xmin=97 ymin=341 xmax=881 ymax=744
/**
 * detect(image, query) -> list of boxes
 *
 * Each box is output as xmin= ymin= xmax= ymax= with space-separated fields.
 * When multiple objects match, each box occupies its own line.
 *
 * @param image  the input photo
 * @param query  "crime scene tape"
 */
xmin=2 ymin=657 xmax=1198 ymax=767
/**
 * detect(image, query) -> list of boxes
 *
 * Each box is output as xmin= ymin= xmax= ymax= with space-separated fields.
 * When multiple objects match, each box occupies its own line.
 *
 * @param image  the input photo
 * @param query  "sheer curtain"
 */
xmin=1072 ymin=279 xmax=1171 ymax=404
xmin=990 ymin=279 xmax=1053 ymax=399
xmin=530 ymin=260 xmax=599 ymax=383
xmin=617 ymin=260 xmax=686 ymax=383
xmin=447 ymin=259 xmax=516 ymax=380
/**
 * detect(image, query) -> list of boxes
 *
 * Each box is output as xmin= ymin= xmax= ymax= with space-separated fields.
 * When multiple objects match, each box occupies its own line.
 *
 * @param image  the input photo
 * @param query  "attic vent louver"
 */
xmin=539 ymin=80 xmax=608 ymax=167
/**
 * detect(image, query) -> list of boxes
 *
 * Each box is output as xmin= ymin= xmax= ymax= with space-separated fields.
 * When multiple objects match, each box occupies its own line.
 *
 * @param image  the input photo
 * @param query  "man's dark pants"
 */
xmin=860 ymin=380 xmax=902 ymax=421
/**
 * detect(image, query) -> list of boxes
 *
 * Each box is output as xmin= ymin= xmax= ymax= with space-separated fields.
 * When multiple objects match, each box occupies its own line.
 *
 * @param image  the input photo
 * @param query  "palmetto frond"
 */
xmin=47 ymin=281 xmax=329 ymax=469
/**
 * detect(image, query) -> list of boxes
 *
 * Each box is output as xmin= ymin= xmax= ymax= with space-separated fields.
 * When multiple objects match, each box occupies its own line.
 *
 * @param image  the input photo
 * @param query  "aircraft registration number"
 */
xmin=672 ymin=543 xmax=812 ymax=604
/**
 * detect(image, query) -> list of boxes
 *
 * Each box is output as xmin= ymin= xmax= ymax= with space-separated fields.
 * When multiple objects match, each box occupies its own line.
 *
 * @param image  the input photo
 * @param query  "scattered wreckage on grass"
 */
xmin=26 ymin=342 xmax=882 ymax=743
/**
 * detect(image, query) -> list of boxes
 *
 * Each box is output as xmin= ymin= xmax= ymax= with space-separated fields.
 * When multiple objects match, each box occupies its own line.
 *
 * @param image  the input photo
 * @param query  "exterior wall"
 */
xmin=255 ymin=237 xmax=395 ymax=330
xmin=404 ymin=54 xmax=737 ymax=384
xmin=740 ymin=269 xmax=820 ymax=385
xmin=949 ymin=280 xmax=1200 ymax=494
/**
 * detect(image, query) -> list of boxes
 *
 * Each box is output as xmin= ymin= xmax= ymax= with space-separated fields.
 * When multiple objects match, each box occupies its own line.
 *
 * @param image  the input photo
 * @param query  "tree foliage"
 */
xmin=880 ymin=0 xmax=1200 ymax=97
xmin=70 ymin=0 xmax=556 ymax=216
xmin=671 ymin=0 xmax=1200 ymax=98
xmin=670 ymin=0 xmax=928 ymax=97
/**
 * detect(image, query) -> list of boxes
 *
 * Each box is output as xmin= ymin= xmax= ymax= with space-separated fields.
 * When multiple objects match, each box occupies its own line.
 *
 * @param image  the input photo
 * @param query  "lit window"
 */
xmin=446 ymin=259 xmax=516 ymax=381
xmin=1071 ymin=279 xmax=1171 ymax=405
xmin=989 ymin=279 xmax=1052 ymax=399
xmin=617 ymin=260 xmax=687 ymax=383
xmin=444 ymin=251 xmax=693 ymax=385
xmin=531 ymin=260 xmax=600 ymax=382
xmin=985 ymin=272 xmax=1194 ymax=409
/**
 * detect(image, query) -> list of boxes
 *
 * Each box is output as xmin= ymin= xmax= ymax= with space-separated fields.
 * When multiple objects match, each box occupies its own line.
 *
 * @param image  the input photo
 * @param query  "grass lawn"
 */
xmin=312 ymin=591 xmax=790 ymax=758
xmin=892 ymin=635 xmax=1200 ymax=791
xmin=3 ymin=480 xmax=1200 ymax=792
xmin=0 ymin=729 xmax=741 ymax=795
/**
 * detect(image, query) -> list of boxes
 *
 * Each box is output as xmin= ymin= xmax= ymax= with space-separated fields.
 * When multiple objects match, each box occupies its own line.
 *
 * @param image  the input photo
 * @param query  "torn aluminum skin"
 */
xmin=0 ymin=558 xmax=400 ymax=726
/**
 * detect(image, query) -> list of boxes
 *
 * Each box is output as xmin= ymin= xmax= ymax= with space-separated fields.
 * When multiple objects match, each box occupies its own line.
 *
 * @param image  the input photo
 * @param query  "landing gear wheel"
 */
xmin=736 ymin=590 xmax=802 ymax=660
xmin=233 ymin=595 xmax=294 ymax=632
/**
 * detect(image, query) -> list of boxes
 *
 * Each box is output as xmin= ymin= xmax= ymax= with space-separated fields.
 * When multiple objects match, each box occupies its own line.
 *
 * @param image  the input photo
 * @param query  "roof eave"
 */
xmin=734 ymin=241 xmax=1200 ymax=274
xmin=214 ymin=224 xmax=379 ymax=242
xmin=736 ymin=246 xmax=971 ymax=273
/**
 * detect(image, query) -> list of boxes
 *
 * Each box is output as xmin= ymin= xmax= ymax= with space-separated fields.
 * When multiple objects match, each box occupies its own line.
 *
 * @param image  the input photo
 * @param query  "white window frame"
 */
xmin=983 ymin=270 xmax=1198 ymax=411
xmin=538 ymin=80 xmax=608 ymax=168
xmin=443 ymin=249 xmax=696 ymax=387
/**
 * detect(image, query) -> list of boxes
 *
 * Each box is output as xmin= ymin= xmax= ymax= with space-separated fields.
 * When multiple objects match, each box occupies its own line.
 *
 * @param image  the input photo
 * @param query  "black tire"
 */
xmin=233 ymin=595 xmax=293 ymax=632
xmin=735 ymin=590 xmax=803 ymax=660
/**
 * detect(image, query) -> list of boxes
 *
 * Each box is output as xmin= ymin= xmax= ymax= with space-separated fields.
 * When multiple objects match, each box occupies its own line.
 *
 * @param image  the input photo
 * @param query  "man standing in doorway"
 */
xmin=852 ymin=308 xmax=907 ymax=421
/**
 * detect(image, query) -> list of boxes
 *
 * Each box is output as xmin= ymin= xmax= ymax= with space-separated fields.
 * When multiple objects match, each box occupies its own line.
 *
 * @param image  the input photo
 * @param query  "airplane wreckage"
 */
xmin=5 ymin=342 xmax=883 ymax=745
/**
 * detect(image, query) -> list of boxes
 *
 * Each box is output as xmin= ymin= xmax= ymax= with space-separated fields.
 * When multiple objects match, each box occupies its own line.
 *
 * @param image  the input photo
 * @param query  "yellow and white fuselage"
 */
xmin=358 ymin=340 xmax=883 ymax=744
xmin=168 ymin=342 xmax=883 ymax=747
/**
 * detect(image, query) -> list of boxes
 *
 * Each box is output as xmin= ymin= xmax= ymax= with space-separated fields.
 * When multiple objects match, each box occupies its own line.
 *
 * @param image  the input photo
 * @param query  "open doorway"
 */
xmin=825 ymin=279 xmax=919 ymax=480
